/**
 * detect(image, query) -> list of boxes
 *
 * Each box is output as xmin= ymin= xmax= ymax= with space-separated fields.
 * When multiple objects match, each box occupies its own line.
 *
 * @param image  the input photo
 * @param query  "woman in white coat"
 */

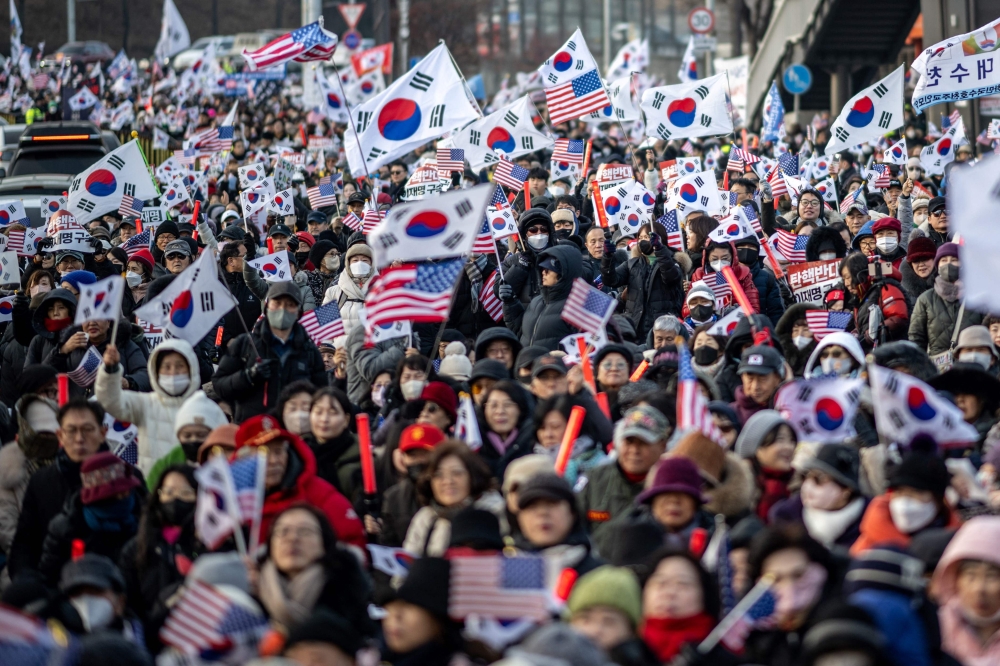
xmin=323 ymin=243 xmax=377 ymax=334
xmin=95 ymin=338 xmax=201 ymax=474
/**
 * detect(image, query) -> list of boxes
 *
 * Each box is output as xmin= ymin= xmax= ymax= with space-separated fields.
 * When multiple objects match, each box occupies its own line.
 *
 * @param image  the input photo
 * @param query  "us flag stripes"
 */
xmin=544 ymin=69 xmax=611 ymax=125
xmin=362 ymin=205 xmax=385 ymax=233
xmin=677 ymin=340 xmax=727 ymax=446
xmin=241 ymin=20 xmax=339 ymax=71
xmin=654 ymin=210 xmax=684 ymax=250
xmin=307 ymin=175 xmax=338 ymax=209
xmin=703 ymin=273 xmax=733 ymax=307
xmin=342 ymin=211 xmax=363 ymax=232
xmin=118 ymin=194 xmax=144 ymax=217
xmin=770 ymin=229 xmax=809 ymax=263
xmin=493 ymin=157 xmax=530 ymax=190
xmin=839 ymin=188 xmax=865 ymax=214
xmin=364 ymin=259 xmax=465 ymax=329
xmin=121 ymin=230 xmax=152 ymax=258
xmin=159 ymin=581 xmax=268 ymax=655
xmin=436 ymin=148 xmax=465 ymax=173
xmin=561 ymin=278 xmax=615 ymax=334
xmin=480 ymin=272 xmax=504 ymax=321
xmin=473 ymin=217 xmax=497 ymax=254
xmin=299 ymin=301 xmax=346 ymax=344
xmin=67 ymin=347 xmax=102 ymax=387
xmin=552 ymin=138 xmax=585 ymax=164
xmin=804 ymin=310 xmax=853 ymax=341
xmin=449 ymin=555 xmax=550 ymax=622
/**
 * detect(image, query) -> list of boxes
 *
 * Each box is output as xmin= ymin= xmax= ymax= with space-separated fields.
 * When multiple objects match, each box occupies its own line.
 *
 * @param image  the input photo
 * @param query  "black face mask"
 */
xmin=296 ymin=252 xmax=310 ymax=265
xmin=638 ymin=240 xmax=653 ymax=255
xmin=691 ymin=304 xmax=715 ymax=322
xmin=159 ymin=499 xmax=195 ymax=526
xmin=737 ymin=248 xmax=758 ymax=266
xmin=180 ymin=441 xmax=203 ymax=462
xmin=554 ymin=229 xmax=572 ymax=240
xmin=406 ymin=463 xmax=428 ymax=482
xmin=940 ymin=263 xmax=960 ymax=283
xmin=694 ymin=346 xmax=720 ymax=365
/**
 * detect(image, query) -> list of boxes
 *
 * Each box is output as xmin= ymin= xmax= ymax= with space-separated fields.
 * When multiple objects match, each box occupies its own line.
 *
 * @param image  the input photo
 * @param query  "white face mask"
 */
xmin=551 ymin=186 xmax=566 ymax=197
xmin=286 ymin=410 xmax=311 ymax=434
xmin=324 ymin=255 xmax=341 ymax=272
xmin=875 ymin=237 xmax=898 ymax=254
xmin=400 ymin=379 xmax=426 ymax=401
xmin=350 ymin=260 xmax=371 ymax=277
xmin=159 ymin=374 xmax=191 ymax=396
xmin=801 ymin=477 xmax=845 ymax=511
xmin=820 ymin=356 xmax=853 ymax=376
xmin=70 ymin=594 xmax=116 ymax=632
xmin=709 ymin=259 xmax=730 ymax=272
xmin=125 ymin=271 xmax=143 ymax=288
xmin=819 ymin=251 xmax=837 ymax=261
xmin=372 ymin=385 xmax=386 ymax=407
xmin=959 ymin=351 xmax=993 ymax=370
xmin=888 ymin=496 xmax=937 ymax=533
xmin=793 ymin=335 xmax=812 ymax=350
xmin=527 ymin=234 xmax=549 ymax=250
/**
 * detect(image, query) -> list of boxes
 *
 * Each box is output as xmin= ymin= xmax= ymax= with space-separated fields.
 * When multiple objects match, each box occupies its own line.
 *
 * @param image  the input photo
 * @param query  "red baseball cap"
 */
xmin=399 ymin=424 xmax=446 ymax=452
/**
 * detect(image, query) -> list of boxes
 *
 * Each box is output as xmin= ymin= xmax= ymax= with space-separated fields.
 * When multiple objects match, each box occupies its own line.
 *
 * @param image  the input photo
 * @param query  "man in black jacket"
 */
xmin=500 ymin=245 xmax=584 ymax=351
xmin=213 ymin=281 xmax=329 ymax=422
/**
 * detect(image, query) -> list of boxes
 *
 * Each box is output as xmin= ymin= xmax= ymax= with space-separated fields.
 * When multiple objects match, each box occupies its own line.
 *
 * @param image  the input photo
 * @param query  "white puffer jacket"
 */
xmin=323 ymin=265 xmax=376 ymax=335
xmin=94 ymin=339 xmax=201 ymax=474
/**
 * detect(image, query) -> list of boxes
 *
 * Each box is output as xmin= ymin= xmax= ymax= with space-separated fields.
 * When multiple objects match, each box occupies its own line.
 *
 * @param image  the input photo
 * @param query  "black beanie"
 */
xmin=284 ymin=609 xmax=363 ymax=656
xmin=309 ymin=239 xmax=336 ymax=270
xmin=888 ymin=452 xmax=951 ymax=498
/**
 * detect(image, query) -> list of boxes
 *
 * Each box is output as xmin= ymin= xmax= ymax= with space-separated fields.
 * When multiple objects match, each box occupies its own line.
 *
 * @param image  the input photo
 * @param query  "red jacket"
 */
xmin=689 ymin=245 xmax=761 ymax=314
xmin=850 ymin=493 xmax=961 ymax=556
xmin=236 ymin=433 xmax=366 ymax=550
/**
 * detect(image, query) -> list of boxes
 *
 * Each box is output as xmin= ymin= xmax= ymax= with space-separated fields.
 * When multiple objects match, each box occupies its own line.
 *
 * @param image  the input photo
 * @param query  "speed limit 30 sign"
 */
xmin=688 ymin=7 xmax=715 ymax=34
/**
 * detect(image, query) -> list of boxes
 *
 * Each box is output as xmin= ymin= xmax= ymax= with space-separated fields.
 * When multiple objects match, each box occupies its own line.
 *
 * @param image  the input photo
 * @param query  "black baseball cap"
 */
xmin=737 ymin=345 xmax=784 ymax=376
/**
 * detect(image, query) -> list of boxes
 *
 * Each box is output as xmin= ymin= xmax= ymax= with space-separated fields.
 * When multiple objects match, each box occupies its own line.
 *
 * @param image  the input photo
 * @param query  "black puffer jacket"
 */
xmin=775 ymin=302 xmax=821 ymax=377
xmin=220 ymin=269 xmax=262 ymax=349
xmin=804 ymin=225 xmax=848 ymax=262
xmin=447 ymin=258 xmax=501 ymax=340
xmin=0 ymin=294 xmax=35 ymax=408
xmin=899 ymin=260 xmax=935 ymax=305
xmin=715 ymin=314 xmax=781 ymax=403
xmin=599 ymin=236 xmax=685 ymax=341
xmin=24 ymin=289 xmax=77 ymax=368
xmin=503 ymin=245 xmax=585 ymax=351
xmin=496 ymin=208 xmax=556 ymax=305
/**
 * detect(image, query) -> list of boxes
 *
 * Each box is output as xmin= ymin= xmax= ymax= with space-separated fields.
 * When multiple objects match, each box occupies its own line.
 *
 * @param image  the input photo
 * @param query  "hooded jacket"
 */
xmin=736 ymin=234 xmax=785 ymax=324
xmin=503 ymin=245 xmax=586 ymax=351
xmin=0 ymin=293 xmax=36 ymax=408
xmin=804 ymin=225 xmax=848 ymax=263
xmin=600 ymin=232 xmax=686 ymax=340
xmin=899 ymin=260 xmax=935 ymax=304
xmin=323 ymin=244 xmax=377 ymax=334
xmin=690 ymin=242 xmax=761 ymax=314
xmin=714 ymin=315 xmax=781 ymax=403
xmin=850 ymin=494 xmax=961 ymax=556
xmin=908 ymin=281 xmax=983 ymax=356
xmin=218 ymin=268 xmax=262 ymax=349
xmin=95 ymin=339 xmax=201 ymax=473
xmin=498 ymin=208 xmax=556 ymax=305
xmin=232 ymin=431 xmax=365 ymax=549
xmin=803 ymin=331 xmax=866 ymax=377
xmin=24 ymin=288 xmax=78 ymax=368
xmin=775 ymin=303 xmax=821 ymax=377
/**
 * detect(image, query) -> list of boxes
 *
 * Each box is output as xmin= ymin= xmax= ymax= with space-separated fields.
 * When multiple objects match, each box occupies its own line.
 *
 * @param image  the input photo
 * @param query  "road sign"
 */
xmin=783 ymin=63 xmax=813 ymax=95
xmin=343 ymin=30 xmax=363 ymax=51
xmin=688 ymin=8 xmax=715 ymax=34
xmin=692 ymin=34 xmax=717 ymax=53
xmin=338 ymin=3 xmax=366 ymax=30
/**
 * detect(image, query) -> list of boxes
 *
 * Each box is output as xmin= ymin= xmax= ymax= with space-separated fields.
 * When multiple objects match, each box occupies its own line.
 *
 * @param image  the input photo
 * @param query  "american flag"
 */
xmin=945 ymin=108 xmax=962 ymax=129
xmin=230 ymin=455 xmax=263 ymax=521
xmin=681 ymin=139 xmax=695 ymax=155
xmin=839 ymin=188 xmax=866 ymax=214
xmin=31 ymin=73 xmax=49 ymax=90
xmin=365 ymin=259 xmax=464 ymax=328
xmin=67 ymin=347 xmax=102 ymax=387
xmin=362 ymin=206 xmax=384 ymax=233
xmin=731 ymin=146 xmax=761 ymax=164
xmin=186 ymin=126 xmax=221 ymax=153
xmin=677 ymin=338 xmax=727 ymax=446
xmin=216 ymin=124 xmax=235 ymax=151
xmin=700 ymin=273 xmax=732 ymax=306
xmin=728 ymin=154 xmax=745 ymax=172
xmin=491 ymin=183 xmax=509 ymax=208
xmin=480 ymin=271 xmax=503 ymax=321
xmin=868 ymin=164 xmax=892 ymax=189
xmin=307 ymin=176 xmax=338 ymax=209
xmin=0 ymin=604 xmax=75 ymax=665
xmin=805 ymin=310 xmax=853 ymax=341
xmin=544 ymin=69 xmax=611 ymax=125
xmin=562 ymin=277 xmax=615 ymax=334
xmin=655 ymin=210 xmax=684 ymax=250
xmin=173 ymin=149 xmax=202 ymax=166
xmin=493 ymin=157 xmax=530 ymax=191
xmin=552 ymin=138 xmax=585 ymax=164
xmin=341 ymin=211 xmax=363 ymax=232
xmin=770 ymin=229 xmax=809 ymax=263
xmin=160 ymin=581 xmax=268 ymax=656
xmin=719 ymin=587 xmax=778 ymax=652
xmin=741 ymin=205 xmax=763 ymax=234
xmin=121 ymin=230 xmax=152 ymax=258
xmin=299 ymin=301 xmax=346 ymax=344
xmin=241 ymin=20 xmax=339 ymax=71
xmin=436 ymin=148 xmax=465 ymax=173
xmin=118 ymin=194 xmax=144 ymax=217
xmin=449 ymin=555 xmax=550 ymax=622
xmin=473 ymin=216 xmax=496 ymax=254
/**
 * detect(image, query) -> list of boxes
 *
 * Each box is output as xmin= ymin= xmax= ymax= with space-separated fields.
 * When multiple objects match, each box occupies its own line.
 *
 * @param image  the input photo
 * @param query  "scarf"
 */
xmin=802 ymin=497 xmax=865 ymax=548
xmin=465 ymin=255 xmax=488 ymax=313
xmin=82 ymin=494 xmax=137 ymax=533
xmin=756 ymin=466 xmax=793 ymax=522
xmin=641 ymin=613 xmax=715 ymax=662
xmin=487 ymin=428 xmax=519 ymax=456
xmin=934 ymin=275 xmax=962 ymax=303
xmin=258 ymin=559 xmax=327 ymax=632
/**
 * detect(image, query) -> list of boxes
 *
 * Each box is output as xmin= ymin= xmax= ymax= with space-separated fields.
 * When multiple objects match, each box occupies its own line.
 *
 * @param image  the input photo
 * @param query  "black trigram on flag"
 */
xmin=872 ymin=83 xmax=889 ymax=98
xmin=655 ymin=124 xmax=672 ymax=140
xmin=695 ymin=85 xmax=710 ymax=100
xmin=368 ymin=147 xmax=386 ymax=161
xmin=455 ymin=199 xmax=473 ymax=216
xmin=504 ymin=111 xmax=519 ymax=126
xmin=410 ymin=72 xmax=434 ymax=92
xmin=835 ymin=127 xmax=849 ymax=142
xmin=470 ymin=130 xmax=481 ymax=146
xmin=108 ymin=155 xmax=126 ymax=170
xmin=200 ymin=292 xmax=215 ymax=312
xmin=651 ymin=92 xmax=666 ymax=110
xmin=357 ymin=111 xmax=372 ymax=133
xmin=429 ymin=105 xmax=446 ymax=128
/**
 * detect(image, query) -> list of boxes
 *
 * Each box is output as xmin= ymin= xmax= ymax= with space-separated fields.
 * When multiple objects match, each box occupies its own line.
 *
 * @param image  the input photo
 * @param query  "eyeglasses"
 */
xmin=62 ymin=424 xmax=98 ymax=437
xmin=800 ymin=200 xmax=820 ymax=208
xmin=526 ymin=226 xmax=547 ymax=235
xmin=486 ymin=400 xmax=518 ymax=412
xmin=273 ymin=524 xmax=321 ymax=540
xmin=859 ymin=240 xmax=877 ymax=251
xmin=391 ymin=170 xmax=405 ymax=175
xmin=599 ymin=360 xmax=629 ymax=371
xmin=159 ymin=487 xmax=196 ymax=502
xmin=931 ymin=210 xmax=947 ymax=217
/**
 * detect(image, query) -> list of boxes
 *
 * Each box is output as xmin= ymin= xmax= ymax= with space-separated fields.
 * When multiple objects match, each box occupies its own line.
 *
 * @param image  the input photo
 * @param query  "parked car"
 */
xmin=5 ymin=122 xmax=108 ymax=178
xmin=0 ymin=174 xmax=74 ymax=227
xmin=46 ymin=41 xmax=116 ymax=66
xmin=0 ymin=124 xmax=25 ymax=175
xmin=171 ymin=35 xmax=235 ymax=70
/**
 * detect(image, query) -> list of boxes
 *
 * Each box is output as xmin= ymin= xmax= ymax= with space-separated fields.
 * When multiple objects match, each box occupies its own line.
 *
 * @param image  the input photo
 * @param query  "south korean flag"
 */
xmin=267 ymin=189 xmax=295 ymax=216
xmin=824 ymin=66 xmax=905 ymax=156
xmin=640 ymin=73 xmax=733 ymax=141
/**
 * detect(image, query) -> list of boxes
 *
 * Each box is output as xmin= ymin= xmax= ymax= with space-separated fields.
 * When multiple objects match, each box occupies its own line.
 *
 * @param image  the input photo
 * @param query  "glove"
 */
xmin=498 ymin=283 xmax=515 ymax=303
xmin=603 ymin=240 xmax=615 ymax=257
xmin=246 ymin=359 xmax=275 ymax=383
xmin=286 ymin=236 xmax=300 ymax=253
xmin=650 ymin=232 xmax=663 ymax=249
xmin=518 ymin=253 xmax=533 ymax=268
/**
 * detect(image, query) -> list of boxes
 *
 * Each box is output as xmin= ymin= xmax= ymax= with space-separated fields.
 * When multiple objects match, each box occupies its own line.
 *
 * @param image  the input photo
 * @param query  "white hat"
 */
xmin=174 ymin=390 xmax=229 ymax=437
xmin=438 ymin=341 xmax=473 ymax=382
xmin=685 ymin=281 xmax=716 ymax=306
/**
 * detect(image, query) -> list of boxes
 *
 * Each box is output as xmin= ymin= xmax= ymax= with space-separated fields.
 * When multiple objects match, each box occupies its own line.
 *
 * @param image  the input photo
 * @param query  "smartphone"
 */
xmin=867 ymin=260 xmax=893 ymax=278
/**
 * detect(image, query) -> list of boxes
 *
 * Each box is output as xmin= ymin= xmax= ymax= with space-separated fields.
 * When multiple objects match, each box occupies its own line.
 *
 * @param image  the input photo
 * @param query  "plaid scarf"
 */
xmin=465 ymin=255 xmax=488 ymax=313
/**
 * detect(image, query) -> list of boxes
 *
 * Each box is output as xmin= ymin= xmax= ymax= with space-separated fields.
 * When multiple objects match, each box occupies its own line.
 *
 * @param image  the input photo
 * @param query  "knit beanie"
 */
xmin=174 ymin=390 xmax=229 ymax=438
xmin=734 ymin=410 xmax=789 ymax=459
xmin=438 ymin=341 xmax=473 ymax=382
xmin=566 ymin=566 xmax=642 ymax=628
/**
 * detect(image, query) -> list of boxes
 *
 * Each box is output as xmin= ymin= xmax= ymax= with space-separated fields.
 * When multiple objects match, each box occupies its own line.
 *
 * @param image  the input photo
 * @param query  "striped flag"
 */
xmin=654 ymin=210 xmax=684 ymax=250
xmin=770 ymin=229 xmax=809 ymax=263
xmin=159 ymin=581 xmax=268 ymax=655
xmin=241 ymin=20 xmax=338 ymax=71
xmin=118 ymin=193 xmax=144 ymax=217
xmin=681 ymin=139 xmax=695 ymax=154
xmin=719 ymin=587 xmax=778 ymax=652
xmin=552 ymin=138 xmax=585 ymax=164
xmin=216 ymin=102 xmax=238 ymax=151
xmin=230 ymin=455 xmax=265 ymax=523
xmin=702 ymin=272 xmax=733 ymax=307
xmin=868 ymin=164 xmax=892 ymax=189
xmin=493 ymin=157 xmax=530 ymax=191
xmin=121 ymin=230 xmax=152 ymax=258
xmin=544 ymin=69 xmax=611 ymax=125
xmin=362 ymin=205 xmax=384 ymax=233
xmin=804 ymin=310 xmax=853 ymax=341
xmin=341 ymin=211 xmax=363 ymax=232
xmin=185 ymin=126 xmax=222 ymax=153
xmin=839 ymin=188 xmax=866 ymax=214
xmin=299 ymin=301 xmax=346 ymax=343
xmin=364 ymin=259 xmax=464 ymax=329
xmin=480 ymin=271 xmax=503 ymax=321
xmin=66 ymin=347 xmax=102 ymax=387
xmin=677 ymin=340 xmax=727 ymax=445
xmin=731 ymin=146 xmax=761 ymax=164
xmin=449 ymin=555 xmax=550 ymax=622
xmin=436 ymin=148 xmax=465 ymax=173
xmin=561 ymin=277 xmax=615 ymax=334
xmin=307 ymin=175 xmax=338 ymax=209
xmin=473 ymin=216 xmax=496 ymax=254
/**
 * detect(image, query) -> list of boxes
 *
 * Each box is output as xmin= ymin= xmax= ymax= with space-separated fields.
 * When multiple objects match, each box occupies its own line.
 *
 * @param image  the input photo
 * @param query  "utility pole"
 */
xmin=301 ymin=0 xmax=322 ymax=110
xmin=67 ymin=0 xmax=76 ymax=43
xmin=399 ymin=0 xmax=410 ymax=72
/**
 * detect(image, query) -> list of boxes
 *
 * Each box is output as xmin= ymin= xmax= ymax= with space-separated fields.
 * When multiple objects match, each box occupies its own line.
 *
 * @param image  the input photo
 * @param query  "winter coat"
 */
xmin=38 ymin=488 xmax=145 ymax=584
xmin=747 ymin=261 xmax=785 ymax=325
xmin=302 ymin=430 xmax=362 ymax=505
xmin=850 ymin=588 xmax=933 ymax=666
xmin=714 ymin=314 xmax=781 ymax=403
xmin=704 ymin=453 xmax=756 ymax=525
xmin=95 ymin=339 xmax=202 ymax=474
xmin=775 ymin=302 xmax=821 ymax=377
xmin=579 ymin=462 xmax=647 ymax=557
xmin=850 ymin=494 xmax=962 ymax=556
xmin=0 ymin=444 xmax=33 ymax=556
xmin=804 ymin=225 xmax=849 ymax=262
xmin=0 ymin=294 xmax=34 ymax=408
xmin=219 ymin=270 xmax=262 ymax=349
xmin=378 ymin=477 xmax=420 ymax=548
xmin=853 ymin=276 xmax=912 ymax=350
xmin=497 ymin=209 xmax=557 ymax=305
xmin=909 ymin=281 xmax=983 ymax=356
xmin=447 ymin=261 xmax=501 ymax=340
xmin=24 ymin=288 xmax=77 ymax=368
xmin=770 ymin=494 xmax=867 ymax=552
xmin=599 ymin=242 xmax=686 ymax=341
xmin=237 ymin=431 xmax=365 ymax=548
xmin=402 ymin=491 xmax=507 ymax=557
xmin=900 ymin=260 xmax=935 ymax=305
xmin=503 ymin=245 xmax=585 ymax=351
xmin=345 ymin=323 xmax=411 ymax=405
xmin=323 ymin=267 xmax=376 ymax=335
xmin=513 ymin=518 xmax=603 ymax=588
xmin=46 ymin=318 xmax=150 ymax=399
xmin=690 ymin=254 xmax=761 ymax=314
xmin=242 ymin=260 xmax=317 ymax=312
xmin=7 ymin=446 xmax=109 ymax=580
xmin=475 ymin=425 xmax=536 ymax=482
xmin=212 ymin=317 xmax=329 ymax=423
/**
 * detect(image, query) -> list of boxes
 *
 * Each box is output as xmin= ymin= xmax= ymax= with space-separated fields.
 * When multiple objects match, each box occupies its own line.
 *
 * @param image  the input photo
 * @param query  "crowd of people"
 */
xmin=1 ymin=34 xmax=1000 ymax=666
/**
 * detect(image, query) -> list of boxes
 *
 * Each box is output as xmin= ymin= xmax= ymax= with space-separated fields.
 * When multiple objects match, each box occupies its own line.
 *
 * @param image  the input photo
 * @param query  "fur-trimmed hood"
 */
xmin=704 ymin=452 xmax=755 ymax=520
xmin=805 ymin=225 xmax=848 ymax=262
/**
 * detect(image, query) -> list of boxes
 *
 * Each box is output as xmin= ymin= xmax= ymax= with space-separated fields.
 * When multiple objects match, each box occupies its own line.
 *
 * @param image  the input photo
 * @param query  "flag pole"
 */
xmin=423 ymin=263 xmax=467 ymax=377
xmin=697 ymin=573 xmax=775 ymax=654
xmin=602 ymin=72 xmax=642 ymax=177
xmin=330 ymin=64 xmax=375 ymax=186
xmin=108 ymin=277 xmax=126 ymax=348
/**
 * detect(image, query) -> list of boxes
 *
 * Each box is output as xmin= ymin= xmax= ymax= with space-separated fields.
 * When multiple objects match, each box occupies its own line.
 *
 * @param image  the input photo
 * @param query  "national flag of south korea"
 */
xmin=368 ymin=184 xmax=494 ymax=268
xmin=133 ymin=249 xmax=236 ymax=345
xmin=359 ymin=307 xmax=412 ymax=345
xmin=345 ymin=43 xmax=480 ymax=178
xmin=920 ymin=118 xmax=965 ymax=176
xmin=0 ymin=199 xmax=29 ymax=226
xmin=775 ymin=377 xmax=864 ymax=444
xmin=668 ymin=170 xmax=723 ymax=216
xmin=68 ymin=140 xmax=158 ymax=222
xmin=39 ymin=195 xmax=67 ymax=219
xmin=708 ymin=211 xmax=756 ymax=244
xmin=68 ymin=86 xmax=99 ymax=111
xmin=240 ymin=188 xmax=268 ymax=219
xmin=538 ymin=28 xmax=602 ymax=88
xmin=607 ymin=38 xmax=649 ymax=80
xmin=74 ymin=274 xmax=126 ymax=324
xmin=583 ymin=75 xmax=640 ymax=124
xmin=486 ymin=204 xmax=518 ymax=240
xmin=603 ymin=180 xmax=654 ymax=235
xmin=538 ymin=30 xmax=610 ymax=124
xmin=155 ymin=156 xmax=187 ymax=185
xmin=345 ymin=68 xmax=386 ymax=106
xmin=161 ymin=177 xmax=191 ymax=210
xmin=247 ymin=250 xmax=292 ymax=283
xmin=0 ymin=250 xmax=18 ymax=285
xmin=824 ymin=66 xmax=904 ymax=156
xmin=641 ymin=73 xmax=733 ymax=142
xmin=677 ymin=36 xmax=698 ymax=82
xmin=267 ymin=189 xmax=295 ymax=216
xmin=444 ymin=95 xmax=553 ymax=171
xmin=238 ymin=162 xmax=268 ymax=189
xmin=883 ymin=137 xmax=907 ymax=165
xmin=314 ymin=68 xmax=350 ymax=124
